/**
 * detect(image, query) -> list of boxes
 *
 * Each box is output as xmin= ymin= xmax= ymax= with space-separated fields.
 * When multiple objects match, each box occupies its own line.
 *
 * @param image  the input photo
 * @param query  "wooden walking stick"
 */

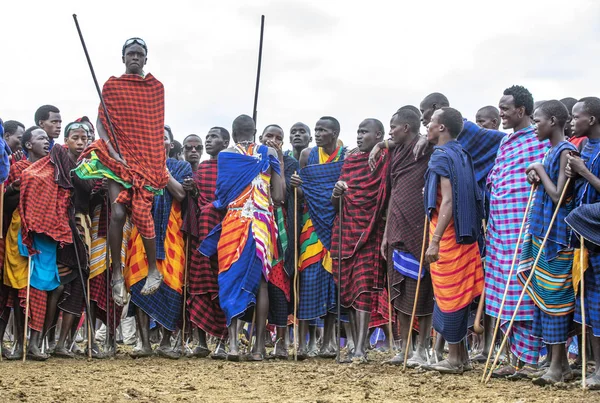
xmin=181 ymin=235 xmax=190 ymax=354
xmin=580 ymin=234 xmax=587 ymax=389
xmin=481 ymin=184 xmax=536 ymax=382
xmin=473 ymin=219 xmax=488 ymax=335
xmin=104 ymin=195 xmax=112 ymax=355
xmin=485 ymin=180 xmax=570 ymax=384
xmin=293 ymin=179 xmax=299 ymax=361
xmin=336 ymin=196 xmax=343 ymax=364
xmin=87 ymin=278 xmax=92 ymax=356
xmin=403 ymin=215 xmax=429 ymax=372
xmin=23 ymin=256 xmax=32 ymax=362
xmin=386 ymin=260 xmax=394 ymax=354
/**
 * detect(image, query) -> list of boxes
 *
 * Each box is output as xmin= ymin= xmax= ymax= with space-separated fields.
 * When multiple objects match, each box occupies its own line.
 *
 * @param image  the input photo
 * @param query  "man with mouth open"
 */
xmin=75 ymin=37 xmax=169 ymax=306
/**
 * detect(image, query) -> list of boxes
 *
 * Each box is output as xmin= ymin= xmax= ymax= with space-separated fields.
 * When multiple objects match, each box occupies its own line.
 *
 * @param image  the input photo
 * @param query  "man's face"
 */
xmin=475 ymin=112 xmax=497 ymax=130
xmin=82 ymin=121 xmax=95 ymax=145
xmin=122 ymin=44 xmax=147 ymax=75
xmin=66 ymin=129 xmax=88 ymax=158
xmin=571 ymin=102 xmax=592 ymax=138
xmin=5 ymin=126 xmax=24 ymax=152
xmin=164 ymin=129 xmax=173 ymax=154
xmin=28 ymin=129 xmax=50 ymax=158
xmin=389 ymin=115 xmax=409 ymax=145
xmin=183 ymin=137 xmax=203 ymax=164
xmin=427 ymin=110 xmax=444 ymax=143
xmin=289 ymin=124 xmax=311 ymax=150
xmin=260 ymin=126 xmax=284 ymax=148
xmin=419 ymin=101 xmax=436 ymax=127
xmin=314 ymin=119 xmax=336 ymax=148
xmin=39 ymin=111 xmax=62 ymax=139
xmin=498 ymin=95 xmax=523 ymax=130
xmin=205 ymin=129 xmax=227 ymax=157
xmin=356 ymin=120 xmax=380 ymax=153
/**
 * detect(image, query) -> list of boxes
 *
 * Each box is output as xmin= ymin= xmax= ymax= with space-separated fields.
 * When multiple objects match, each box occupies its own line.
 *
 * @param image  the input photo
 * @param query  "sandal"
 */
xmin=491 ymin=365 xmax=516 ymax=378
xmin=247 ymin=352 xmax=264 ymax=362
xmin=226 ymin=352 xmax=241 ymax=362
xmin=111 ymin=277 xmax=128 ymax=307
xmin=424 ymin=359 xmax=464 ymax=374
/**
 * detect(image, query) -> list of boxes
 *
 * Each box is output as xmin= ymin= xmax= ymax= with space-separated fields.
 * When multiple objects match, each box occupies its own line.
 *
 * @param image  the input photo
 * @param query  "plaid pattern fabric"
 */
xmin=532 ymin=306 xmax=573 ymax=344
xmin=78 ymin=74 xmax=168 ymax=238
xmin=457 ymin=120 xmax=505 ymax=190
xmin=187 ymin=293 xmax=227 ymax=338
xmin=268 ymin=282 xmax=290 ymax=326
xmin=20 ymin=146 xmax=73 ymax=252
xmin=500 ymin=320 xmax=541 ymax=364
xmin=566 ymin=202 xmax=600 ymax=247
xmin=298 ymin=260 xmax=336 ymax=320
xmin=575 ymin=252 xmax=600 ymax=337
xmin=433 ymin=303 xmax=470 ymax=344
xmin=575 ymin=138 xmax=600 ymax=206
xmin=485 ymin=125 xmax=548 ymax=322
xmin=130 ymin=281 xmax=182 ymax=331
xmin=368 ymin=287 xmax=392 ymax=329
xmin=18 ymin=286 xmax=47 ymax=332
xmin=269 ymin=208 xmax=290 ymax=300
xmin=387 ymin=136 xmax=432 ymax=263
xmin=89 ymin=272 xmax=123 ymax=334
xmin=528 ymin=141 xmax=576 ymax=260
xmin=57 ymin=274 xmax=85 ymax=316
xmin=389 ymin=248 xmax=434 ymax=316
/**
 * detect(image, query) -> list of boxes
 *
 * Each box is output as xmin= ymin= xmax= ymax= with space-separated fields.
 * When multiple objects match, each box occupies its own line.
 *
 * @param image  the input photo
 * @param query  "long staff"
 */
xmin=580 ymin=235 xmax=587 ymax=389
xmin=336 ymin=196 xmax=343 ymax=364
xmin=481 ymin=185 xmax=536 ymax=382
xmin=72 ymin=224 xmax=95 ymax=360
xmin=386 ymin=258 xmax=394 ymax=354
xmin=403 ymin=215 xmax=429 ymax=371
xmin=22 ymin=257 xmax=32 ymax=362
xmin=72 ymin=14 xmax=121 ymax=157
xmin=252 ymin=15 xmax=265 ymax=127
xmin=473 ymin=219 xmax=488 ymax=335
xmin=104 ymin=195 xmax=111 ymax=354
xmin=181 ymin=236 xmax=190 ymax=354
xmin=485 ymin=180 xmax=570 ymax=384
xmin=293 ymin=180 xmax=299 ymax=361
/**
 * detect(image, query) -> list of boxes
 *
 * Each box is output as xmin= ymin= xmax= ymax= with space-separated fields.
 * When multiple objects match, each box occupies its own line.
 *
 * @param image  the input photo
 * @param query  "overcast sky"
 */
xmin=2 ymin=0 xmax=600 ymax=151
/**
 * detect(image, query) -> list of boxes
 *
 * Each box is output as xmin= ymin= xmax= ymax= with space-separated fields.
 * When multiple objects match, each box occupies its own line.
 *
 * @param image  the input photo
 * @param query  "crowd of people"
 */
xmin=0 ymin=36 xmax=599 ymax=390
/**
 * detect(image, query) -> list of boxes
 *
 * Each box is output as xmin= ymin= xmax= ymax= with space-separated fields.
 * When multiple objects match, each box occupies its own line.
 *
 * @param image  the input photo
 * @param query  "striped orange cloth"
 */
xmin=217 ymin=185 xmax=252 ymax=275
xmin=429 ymin=194 xmax=484 ymax=313
xmin=124 ymin=201 xmax=184 ymax=293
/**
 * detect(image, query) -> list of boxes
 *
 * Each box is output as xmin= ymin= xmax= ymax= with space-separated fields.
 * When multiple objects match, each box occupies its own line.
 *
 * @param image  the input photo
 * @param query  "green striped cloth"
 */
xmin=73 ymin=151 xmax=162 ymax=195
xmin=272 ymin=207 xmax=288 ymax=266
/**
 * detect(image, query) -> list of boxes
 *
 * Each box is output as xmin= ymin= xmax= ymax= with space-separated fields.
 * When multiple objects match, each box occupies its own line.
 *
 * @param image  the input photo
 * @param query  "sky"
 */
xmin=2 ymin=0 xmax=600 ymax=151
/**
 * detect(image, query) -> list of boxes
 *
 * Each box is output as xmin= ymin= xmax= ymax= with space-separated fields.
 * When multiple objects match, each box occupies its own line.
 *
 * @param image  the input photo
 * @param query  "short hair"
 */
xmin=392 ymin=109 xmax=421 ymax=134
xmin=560 ymin=97 xmax=578 ymax=115
xmin=183 ymin=134 xmax=202 ymax=143
xmin=438 ymin=107 xmax=464 ymax=138
xmin=170 ymin=140 xmax=182 ymax=158
xmin=34 ymin=105 xmax=60 ymax=125
xmin=319 ymin=116 xmax=340 ymax=134
xmin=290 ymin=122 xmax=311 ymax=134
xmin=22 ymin=126 xmax=42 ymax=150
xmin=397 ymin=105 xmax=421 ymax=117
xmin=536 ymin=100 xmax=569 ymax=128
xmin=361 ymin=119 xmax=384 ymax=135
xmin=232 ymin=115 xmax=255 ymax=138
xmin=262 ymin=124 xmax=284 ymax=135
xmin=477 ymin=106 xmax=500 ymax=120
xmin=422 ymin=93 xmax=450 ymax=109
xmin=577 ymin=97 xmax=600 ymax=121
xmin=3 ymin=120 xmax=24 ymax=136
xmin=209 ymin=126 xmax=231 ymax=142
xmin=503 ymin=85 xmax=534 ymax=116
xmin=164 ymin=125 xmax=174 ymax=142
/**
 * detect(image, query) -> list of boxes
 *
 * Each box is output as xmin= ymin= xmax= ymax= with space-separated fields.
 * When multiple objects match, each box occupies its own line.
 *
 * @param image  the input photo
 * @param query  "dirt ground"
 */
xmin=0 ymin=349 xmax=593 ymax=403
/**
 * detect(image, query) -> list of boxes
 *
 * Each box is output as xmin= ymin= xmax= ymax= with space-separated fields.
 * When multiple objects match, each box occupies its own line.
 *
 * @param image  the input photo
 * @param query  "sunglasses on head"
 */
xmin=66 ymin=122 xmax=90 ymax=134
xmin=184 ymin=144 xmax=203 ymax=151
xmin=122 ymin=37 xmax=147 ymax=55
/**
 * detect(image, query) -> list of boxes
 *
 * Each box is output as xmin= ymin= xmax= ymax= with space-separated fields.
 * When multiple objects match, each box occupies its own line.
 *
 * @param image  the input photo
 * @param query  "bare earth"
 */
xmin=0 ymin=350 xmax=593 ymax=403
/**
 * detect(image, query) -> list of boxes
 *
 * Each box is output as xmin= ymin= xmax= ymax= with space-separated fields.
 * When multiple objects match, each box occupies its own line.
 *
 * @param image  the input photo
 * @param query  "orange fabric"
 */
xmin=124 ymin=202 xmax=184 ymax=293
xmin=429 ymin=192 xmax=483 ymax=313
xmin=217 ymin=185 xmax=252 ymax=275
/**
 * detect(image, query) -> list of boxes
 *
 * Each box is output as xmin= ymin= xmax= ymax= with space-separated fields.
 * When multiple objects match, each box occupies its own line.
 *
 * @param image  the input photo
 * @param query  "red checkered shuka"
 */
xmin=19 ymin=150 xmax=72 ymax=252
xmin=18 ymin=287 xmax=47 ymax=332
xmin=81 ymin=73 xmax=168 ymax=239
xmin=188 ymin=160 xmax=224 ymax=296
xmin=331 ymin=150 xmax=390 ymax=310
xmin=89 ymin=271 xmax=123 ymax=332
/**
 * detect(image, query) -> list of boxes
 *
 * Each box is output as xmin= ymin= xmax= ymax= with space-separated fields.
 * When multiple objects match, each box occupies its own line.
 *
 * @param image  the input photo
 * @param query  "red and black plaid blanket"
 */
xmin=331 ymin=150 xmax=390 ymax=309
xmin=20 ymin=146 xmax=73 ymax=252
xmin=387 ymin=136 xmax=433 ymax=261
xmin=188 ymin=159 xmax=224 ymax=295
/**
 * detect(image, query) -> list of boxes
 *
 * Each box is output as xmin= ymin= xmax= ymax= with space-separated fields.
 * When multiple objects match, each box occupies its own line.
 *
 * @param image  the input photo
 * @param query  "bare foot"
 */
xmin=129 ymin=345 xmax=154 ymax=358
xmin=27 ymin=344 xmax=49 ymax=361
xmin=140 ymin=270 xmax=163 ymax=296
xmin=586 ymin=373 xmax=600 ymax=390
xmin=53 ymin=346 xmax=76 ymax=358
xmin=532 ymin=368 xmax=562 ymax=386
xmin=111 ymin=277 xmax=128 ymax=306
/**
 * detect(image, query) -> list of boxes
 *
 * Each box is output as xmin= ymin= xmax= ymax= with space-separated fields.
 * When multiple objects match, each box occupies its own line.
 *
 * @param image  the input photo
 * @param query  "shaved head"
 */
xmin=232 ymin=114 xmax=256 ymax=142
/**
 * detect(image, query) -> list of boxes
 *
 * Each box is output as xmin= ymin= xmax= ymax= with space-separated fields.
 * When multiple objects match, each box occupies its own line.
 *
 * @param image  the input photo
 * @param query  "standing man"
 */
xmin=182 ymin=134 xmax=204 ymax=173
xmin=290 ymin=116 xmax=345 ymax=359
xmin=76 ymin=37 xmax=169 ymax=304
xmin=330 ymin=118 xmax=389 ymax=363
xmin=200 ymin=115 xmax=283 ymax=361
xmin=486 ymin=85 xmax=548 ymax=377
xmin=34 ymin=105 xmax=61 ymax=147
xmin=475 ymin=106 xmax=501 ymax=130
xmin=3 ymin=120 xmax=25 ymax=160
xmin=286 ymin=122 xmax=312 ymax=161
xmin=186 ymin=128 xmax=229 ymax=358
